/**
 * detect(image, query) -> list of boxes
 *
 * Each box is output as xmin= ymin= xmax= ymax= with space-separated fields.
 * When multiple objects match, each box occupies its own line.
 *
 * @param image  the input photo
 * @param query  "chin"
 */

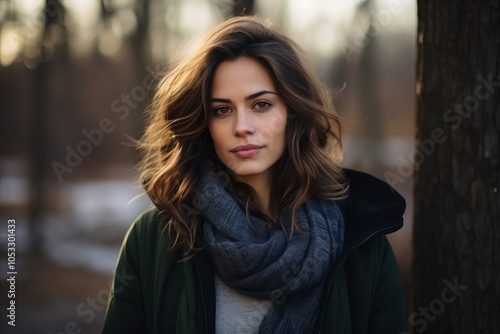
xmin=231 ymin=168 xmax=264 ymax=177
xmin=228 ymin=162 xmax=275 ymax=180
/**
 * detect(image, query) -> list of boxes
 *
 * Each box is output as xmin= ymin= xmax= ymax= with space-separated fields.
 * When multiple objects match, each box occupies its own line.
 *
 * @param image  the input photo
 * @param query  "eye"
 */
xmin=213 ymin=106 xmax=231 ymax=115
xmin=253 ymin=101 xmax=271 ymax=110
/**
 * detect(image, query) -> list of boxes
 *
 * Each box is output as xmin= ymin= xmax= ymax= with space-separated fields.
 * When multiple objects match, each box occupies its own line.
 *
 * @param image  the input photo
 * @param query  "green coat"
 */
xmin=102 ymin=170 xmax=408 ymax=333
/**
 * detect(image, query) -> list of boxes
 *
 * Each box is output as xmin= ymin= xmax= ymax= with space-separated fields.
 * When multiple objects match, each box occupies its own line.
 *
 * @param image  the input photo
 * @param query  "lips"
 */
xmin=230 ymin=144 xmax=264 ymax=158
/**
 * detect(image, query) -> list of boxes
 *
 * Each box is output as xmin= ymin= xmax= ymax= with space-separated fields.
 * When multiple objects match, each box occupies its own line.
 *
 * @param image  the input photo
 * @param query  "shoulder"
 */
xmin=126 ymin=206 xmax=169 ymax=243
xmin=118 ymin=207 xmax=172 ymax=269
xmin=132 ymin=206 xmax=167 ymax=228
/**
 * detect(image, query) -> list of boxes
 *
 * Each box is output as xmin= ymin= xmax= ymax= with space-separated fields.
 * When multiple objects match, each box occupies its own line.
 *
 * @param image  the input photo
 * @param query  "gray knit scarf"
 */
xmin=196 ymin=172 xmax=344 ymax=333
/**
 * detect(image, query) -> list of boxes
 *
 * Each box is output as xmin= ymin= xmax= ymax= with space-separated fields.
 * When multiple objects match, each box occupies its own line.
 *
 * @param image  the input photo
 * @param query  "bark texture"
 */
xmin=413 ymin=0 xmax=500 ymax=333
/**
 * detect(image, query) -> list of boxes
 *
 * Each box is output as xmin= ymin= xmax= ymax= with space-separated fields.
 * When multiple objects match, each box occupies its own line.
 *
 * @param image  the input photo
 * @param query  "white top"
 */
xmin=214 ymin=274 xmax=273 ymax=334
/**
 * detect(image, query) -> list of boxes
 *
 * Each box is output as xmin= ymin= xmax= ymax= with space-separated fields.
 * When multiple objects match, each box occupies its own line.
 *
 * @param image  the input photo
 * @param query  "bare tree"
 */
xmin=28 ymin=0 xmax=67 ymax=252
xmin=355 ymin=0 xmax=387 ymax=171
xmin=233 ymin=0 xmax=254 ymax=16
xmin=413 ymin=0 xmax=499 ymax=333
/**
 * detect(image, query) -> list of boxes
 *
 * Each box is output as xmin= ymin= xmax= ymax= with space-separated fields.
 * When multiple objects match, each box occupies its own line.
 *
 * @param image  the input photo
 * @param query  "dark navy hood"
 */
xmin=340 ymin=169 xmax=406 ymax=252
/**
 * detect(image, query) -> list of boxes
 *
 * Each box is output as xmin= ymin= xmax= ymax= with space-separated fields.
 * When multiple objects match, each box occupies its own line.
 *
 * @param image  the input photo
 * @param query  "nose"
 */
xmin=233 ymin=109 xmax=254 ymax=136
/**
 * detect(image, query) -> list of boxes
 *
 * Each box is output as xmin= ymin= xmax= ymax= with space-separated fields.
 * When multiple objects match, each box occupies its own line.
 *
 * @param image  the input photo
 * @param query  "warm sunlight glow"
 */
xmin=98 ymin=30 xmax=122 ymax=57
xmin=0 ymin=23 xmax=23 ymax=66
xmin=16 ymin=0 xmax=44 ymax=16
xmin=286 ymin=0 xmax=358 ymax=58
xmin=65 ymin=0 xmax=100 ymax=57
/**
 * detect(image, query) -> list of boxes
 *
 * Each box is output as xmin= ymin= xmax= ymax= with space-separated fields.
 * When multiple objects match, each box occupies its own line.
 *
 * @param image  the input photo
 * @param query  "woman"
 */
xmin=102 ymin=16 xmax=407 ymax=334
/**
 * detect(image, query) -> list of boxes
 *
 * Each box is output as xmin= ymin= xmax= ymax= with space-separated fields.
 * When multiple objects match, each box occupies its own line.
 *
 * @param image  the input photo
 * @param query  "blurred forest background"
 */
xmin=0 ymin=0 xmax=416 ymax=332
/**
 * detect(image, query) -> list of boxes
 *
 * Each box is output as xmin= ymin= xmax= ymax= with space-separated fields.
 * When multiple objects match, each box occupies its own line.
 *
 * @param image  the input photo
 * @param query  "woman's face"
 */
xmin=208 ymin=56 xmax=287 ymax=186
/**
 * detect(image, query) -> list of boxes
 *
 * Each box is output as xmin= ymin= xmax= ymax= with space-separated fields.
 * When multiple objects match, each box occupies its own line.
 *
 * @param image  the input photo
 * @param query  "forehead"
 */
xmin=211 ymin=57 xmax=276 ymax=97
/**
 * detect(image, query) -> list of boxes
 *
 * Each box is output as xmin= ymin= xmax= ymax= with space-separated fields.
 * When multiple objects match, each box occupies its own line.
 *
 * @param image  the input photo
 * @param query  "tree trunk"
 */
xmin=413 ymin=0 xmax=499 ymax=333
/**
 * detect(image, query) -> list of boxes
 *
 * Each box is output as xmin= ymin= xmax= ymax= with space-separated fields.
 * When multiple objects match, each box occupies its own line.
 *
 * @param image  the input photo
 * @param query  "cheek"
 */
xmin=268 ymin=113 xmax=288 ymax=135
xmin=261 ymin=113 xmax=287 ymax=143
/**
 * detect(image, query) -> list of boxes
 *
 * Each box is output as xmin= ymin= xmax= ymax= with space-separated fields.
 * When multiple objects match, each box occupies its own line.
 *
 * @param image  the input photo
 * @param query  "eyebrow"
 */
xmin=210 ymin=90 xmax=277 ymax=103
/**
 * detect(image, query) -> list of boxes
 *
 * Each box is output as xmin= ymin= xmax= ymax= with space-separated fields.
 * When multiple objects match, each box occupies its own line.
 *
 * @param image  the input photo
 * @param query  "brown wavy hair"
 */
xmin=138 ymin=15 xmax=347 ymax=255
